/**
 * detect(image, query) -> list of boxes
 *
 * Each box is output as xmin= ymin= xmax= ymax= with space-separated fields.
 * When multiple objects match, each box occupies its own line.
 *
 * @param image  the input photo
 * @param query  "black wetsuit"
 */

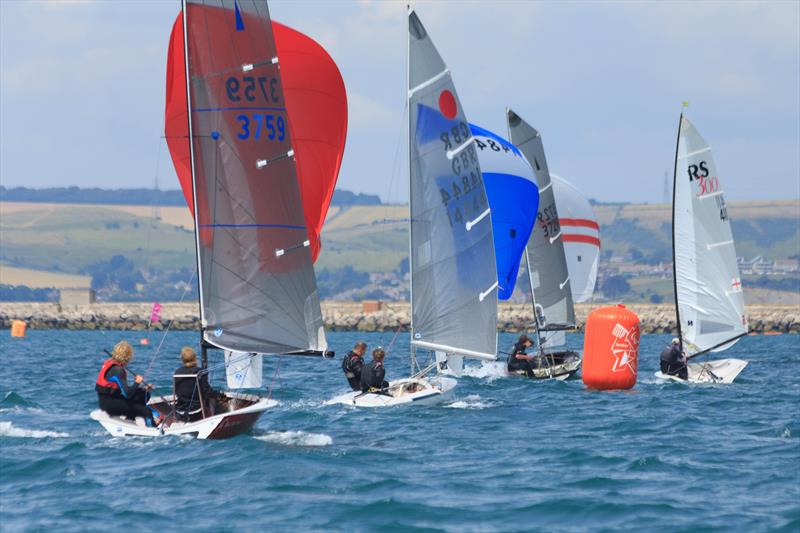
xmin=96 ymin=364 xmax=155 ymax=425
xmin=174 ymin=365 xmax=221 ymax=419
xmin=660 ymin=345 xmax=688 ymax=380
xmin=341 ymin=351 xmax=364 ymax=391
xmin=360 ymin=360 xmax=389 ymax=392
xmin=507 ymin=341 xmax=535 ymax=378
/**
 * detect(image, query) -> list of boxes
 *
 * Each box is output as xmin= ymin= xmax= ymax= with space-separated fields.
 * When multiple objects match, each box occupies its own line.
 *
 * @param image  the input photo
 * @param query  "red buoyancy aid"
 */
xmin=95 ymin=359 xmax=123 ymax=390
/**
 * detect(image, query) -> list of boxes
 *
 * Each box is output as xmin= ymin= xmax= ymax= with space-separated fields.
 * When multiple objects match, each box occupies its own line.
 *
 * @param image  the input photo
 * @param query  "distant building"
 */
xmin=60 ymin=287 xmax=95 ymax=306
xmin=773 ymin=259 xmax=799 ymax=273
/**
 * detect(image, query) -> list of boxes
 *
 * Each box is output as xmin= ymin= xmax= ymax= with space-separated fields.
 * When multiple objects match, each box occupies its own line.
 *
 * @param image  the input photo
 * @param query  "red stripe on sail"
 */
xmin=562 ymin=234 xmax=601 ymax=247
xmin=559 ymin=218 xmax=600 ymax=230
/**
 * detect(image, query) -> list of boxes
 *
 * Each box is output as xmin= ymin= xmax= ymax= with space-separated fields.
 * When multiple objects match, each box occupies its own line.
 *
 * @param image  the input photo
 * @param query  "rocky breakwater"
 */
xmin=1 ymin=301 xmax=798 ymax=334
xmin=0 ymin=302 xmax=200 ymax=331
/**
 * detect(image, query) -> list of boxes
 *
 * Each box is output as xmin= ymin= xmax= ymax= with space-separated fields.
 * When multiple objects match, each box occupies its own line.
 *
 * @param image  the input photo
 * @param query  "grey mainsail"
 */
xmin=183 ymin=0 xmax=325 ymax=354
xmin=408 ymin=10 xmax=498 ymax=360
xmin=673 ymin=115 xmax=746 ymax=357
xmin=507 ymin=109 xmax=575 ymax=336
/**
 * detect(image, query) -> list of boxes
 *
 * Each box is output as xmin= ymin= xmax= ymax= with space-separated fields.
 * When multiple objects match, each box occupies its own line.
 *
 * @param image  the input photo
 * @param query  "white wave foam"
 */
xmin=282 ymin=399 xmax=324 ymax=410
xmin=461 ymin=361 xmax=508 ymax=381
xmin=255 ymin=430 xmax=332 ymax=447
xmin=0 ymin=421 xmax=68 ymax=438
xmin=448 ymin=394 xmax=493 ymax=410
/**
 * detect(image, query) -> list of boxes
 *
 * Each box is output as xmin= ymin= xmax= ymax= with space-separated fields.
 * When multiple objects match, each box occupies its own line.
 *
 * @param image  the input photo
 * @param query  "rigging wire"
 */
xmin=142 ymin=267 xmax=197 ymax=380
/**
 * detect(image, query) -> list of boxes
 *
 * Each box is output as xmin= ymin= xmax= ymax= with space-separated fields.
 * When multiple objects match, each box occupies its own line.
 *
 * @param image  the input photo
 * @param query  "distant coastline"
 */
xmin=1 ymin=301 xmax=797 ymax=334
xmin=0 ymin=186 xmax=383 ymax=207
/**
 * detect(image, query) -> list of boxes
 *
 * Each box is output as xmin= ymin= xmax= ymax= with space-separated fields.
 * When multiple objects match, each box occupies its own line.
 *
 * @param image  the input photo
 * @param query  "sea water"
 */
xmin=1 ymin=330 xmax=798 ymax=531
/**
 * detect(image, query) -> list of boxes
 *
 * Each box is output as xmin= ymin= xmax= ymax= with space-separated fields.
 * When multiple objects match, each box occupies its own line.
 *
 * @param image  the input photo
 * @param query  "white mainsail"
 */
xmin=407 ymin=9 xmax=498 ymax=362
xmin=551 ymin=174 xmax=600 ymax=303
xmin=673 ymin=115 xmax=747 ymax=357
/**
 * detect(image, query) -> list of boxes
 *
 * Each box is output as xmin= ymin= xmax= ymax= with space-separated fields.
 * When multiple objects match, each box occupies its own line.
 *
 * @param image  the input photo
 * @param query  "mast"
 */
xmin=670 ymin=112 xmax=684 ymax=353
xmin=523 ymin=247 xmax=544 ymax=354
xmin=180 ymin=0 xmax=206 ymax=348
xmin=406 ymin=4 xmax=414 ymax=374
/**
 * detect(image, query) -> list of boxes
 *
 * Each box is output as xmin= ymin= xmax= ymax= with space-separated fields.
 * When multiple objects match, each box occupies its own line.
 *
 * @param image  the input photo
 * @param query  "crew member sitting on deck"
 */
xmin=660 ymin=338 xmax=688 ymax=380
xmin=174 ymin=346 xmax=224 ymax=421
xmin=342 ymin=341 xmax=367 ymax=391
xmin=507 ymin=334 xmax=536 ymax=378
xmin=95 ymin=340 xmax=160 ymax=426
xmin=360 ymin=348 xmax=390 ymax=393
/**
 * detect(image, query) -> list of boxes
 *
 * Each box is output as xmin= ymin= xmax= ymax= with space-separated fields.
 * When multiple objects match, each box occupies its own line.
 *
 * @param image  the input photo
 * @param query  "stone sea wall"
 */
xmin=0 ymin=301 xmax=798 ymax=334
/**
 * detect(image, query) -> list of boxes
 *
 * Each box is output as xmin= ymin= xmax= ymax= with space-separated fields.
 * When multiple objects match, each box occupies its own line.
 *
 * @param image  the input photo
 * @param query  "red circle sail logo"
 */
xmin=438 ymin=90 xmax=457 ymax=119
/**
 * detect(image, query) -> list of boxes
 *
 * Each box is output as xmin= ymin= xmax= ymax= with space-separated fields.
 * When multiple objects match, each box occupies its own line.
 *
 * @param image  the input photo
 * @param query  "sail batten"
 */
xmin=408 ymin=10 xmax=498 ymax=360
xmin=672 ymin=115 xmax=747 ymax=356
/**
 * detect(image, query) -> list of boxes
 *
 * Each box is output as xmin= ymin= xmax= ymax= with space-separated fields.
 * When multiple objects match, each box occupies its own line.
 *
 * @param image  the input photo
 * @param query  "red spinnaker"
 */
xmin=164 ymin=13 xmax=347 ymax=262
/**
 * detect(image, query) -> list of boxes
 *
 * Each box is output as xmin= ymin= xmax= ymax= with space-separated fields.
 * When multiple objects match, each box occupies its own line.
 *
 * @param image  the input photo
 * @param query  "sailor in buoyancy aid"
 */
xmin=174 ymin=346 xmax=224 ymax=421
xmin=507 ymin=334 xmax=536 ymax=378
xmin=660 ymin=338 xmax=688 ymax=380
xmin=360 ymin=347 xmax=390 ymax=393
xmin=341 ymin=341 xmax=367 ymax=391
xmin=95 ymin=340 xmax=161 ymax=426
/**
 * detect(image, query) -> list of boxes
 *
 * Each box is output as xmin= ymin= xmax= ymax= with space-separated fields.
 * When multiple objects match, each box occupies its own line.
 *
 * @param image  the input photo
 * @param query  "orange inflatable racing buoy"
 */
xmin=582 ymin=304 xmax=639 ymax=390
xmin=10 ymin=320 xmax=27 ymax=338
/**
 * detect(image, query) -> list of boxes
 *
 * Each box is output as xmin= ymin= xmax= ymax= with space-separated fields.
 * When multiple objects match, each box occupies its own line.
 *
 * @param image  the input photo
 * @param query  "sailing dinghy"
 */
xmin=93 ymin=0 xmax=338 ymax=438
xmin=655 ymin=114 xmax=748 ymax=384
xmin=327 ymin=8 xmax=498 ymax=407
xmin=506 ymin=109 xmax=581 ymax=380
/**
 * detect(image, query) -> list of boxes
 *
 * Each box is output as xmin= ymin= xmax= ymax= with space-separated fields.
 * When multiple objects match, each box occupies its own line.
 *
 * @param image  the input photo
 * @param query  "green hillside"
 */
xmin=1 ymin=198 xmax=798 ymax=303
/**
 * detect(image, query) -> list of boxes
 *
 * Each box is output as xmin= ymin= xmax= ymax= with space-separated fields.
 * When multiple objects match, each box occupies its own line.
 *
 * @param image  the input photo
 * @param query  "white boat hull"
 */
xmin=90 ymin=393 xmax=277 ymax=439
xmin=655 ymin=358 xmax=748 ymax=384
xmin=326 ymin=376 xmax=457 ymax=408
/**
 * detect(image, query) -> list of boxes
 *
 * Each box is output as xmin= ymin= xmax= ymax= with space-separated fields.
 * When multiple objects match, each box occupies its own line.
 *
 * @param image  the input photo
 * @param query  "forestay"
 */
xmin=551 ymin=174 xmax=600 ymax=303
xmin=408 ymin=10 xmax=498 ymax=361
xmin=507 ymin=109 xmax=575 ymax=331
xmin=167 ymin=0 xmax=325 ymax=355
xmin=673 ymin=115 xmax=747 ymax=356
xmin=469 ymin=123 xmax=539 ymax=300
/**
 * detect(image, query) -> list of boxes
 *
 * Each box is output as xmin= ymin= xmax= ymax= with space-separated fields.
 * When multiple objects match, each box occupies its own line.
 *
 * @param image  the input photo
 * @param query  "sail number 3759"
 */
xmin=226 ymin=75 xmax=285 ymax=141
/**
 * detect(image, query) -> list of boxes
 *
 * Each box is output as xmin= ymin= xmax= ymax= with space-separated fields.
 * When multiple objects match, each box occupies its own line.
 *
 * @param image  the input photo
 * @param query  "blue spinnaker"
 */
xmin=470 ymin=123 xmax=539 ymax=300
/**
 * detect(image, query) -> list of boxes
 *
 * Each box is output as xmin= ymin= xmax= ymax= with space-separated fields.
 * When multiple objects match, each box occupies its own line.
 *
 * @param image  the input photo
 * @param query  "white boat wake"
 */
xmin=447 ymin=394 xmax=493 ymax=410
xmin=0 ymin=421 xmax=68 ymax=439
xmin=255 ymin=430 xmax=332 ymax=447
xmin=461 ymin=361 xmax=508 ymax=381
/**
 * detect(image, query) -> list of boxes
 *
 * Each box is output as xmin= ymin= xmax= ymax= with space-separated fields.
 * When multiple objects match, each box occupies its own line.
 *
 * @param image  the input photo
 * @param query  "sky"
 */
xmin=1 ymin=0 xmax=798 ymax=204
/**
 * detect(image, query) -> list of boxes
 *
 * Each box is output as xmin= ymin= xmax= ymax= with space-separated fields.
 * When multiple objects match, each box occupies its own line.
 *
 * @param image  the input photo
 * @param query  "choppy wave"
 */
xmin=0 ymin=421 xmax=68 ymax=439
xmin=447 ymin=394 xmax=493 ymax=409
xmin=1 ymin=330 xmax=798 ymax=531
xmin=461 ymin=361 xmax=508 ymax=381
xmin=255 ymin=430 xmax=332 ymax=447
xmin=0 ymin=391 xmax=42 ymax=413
